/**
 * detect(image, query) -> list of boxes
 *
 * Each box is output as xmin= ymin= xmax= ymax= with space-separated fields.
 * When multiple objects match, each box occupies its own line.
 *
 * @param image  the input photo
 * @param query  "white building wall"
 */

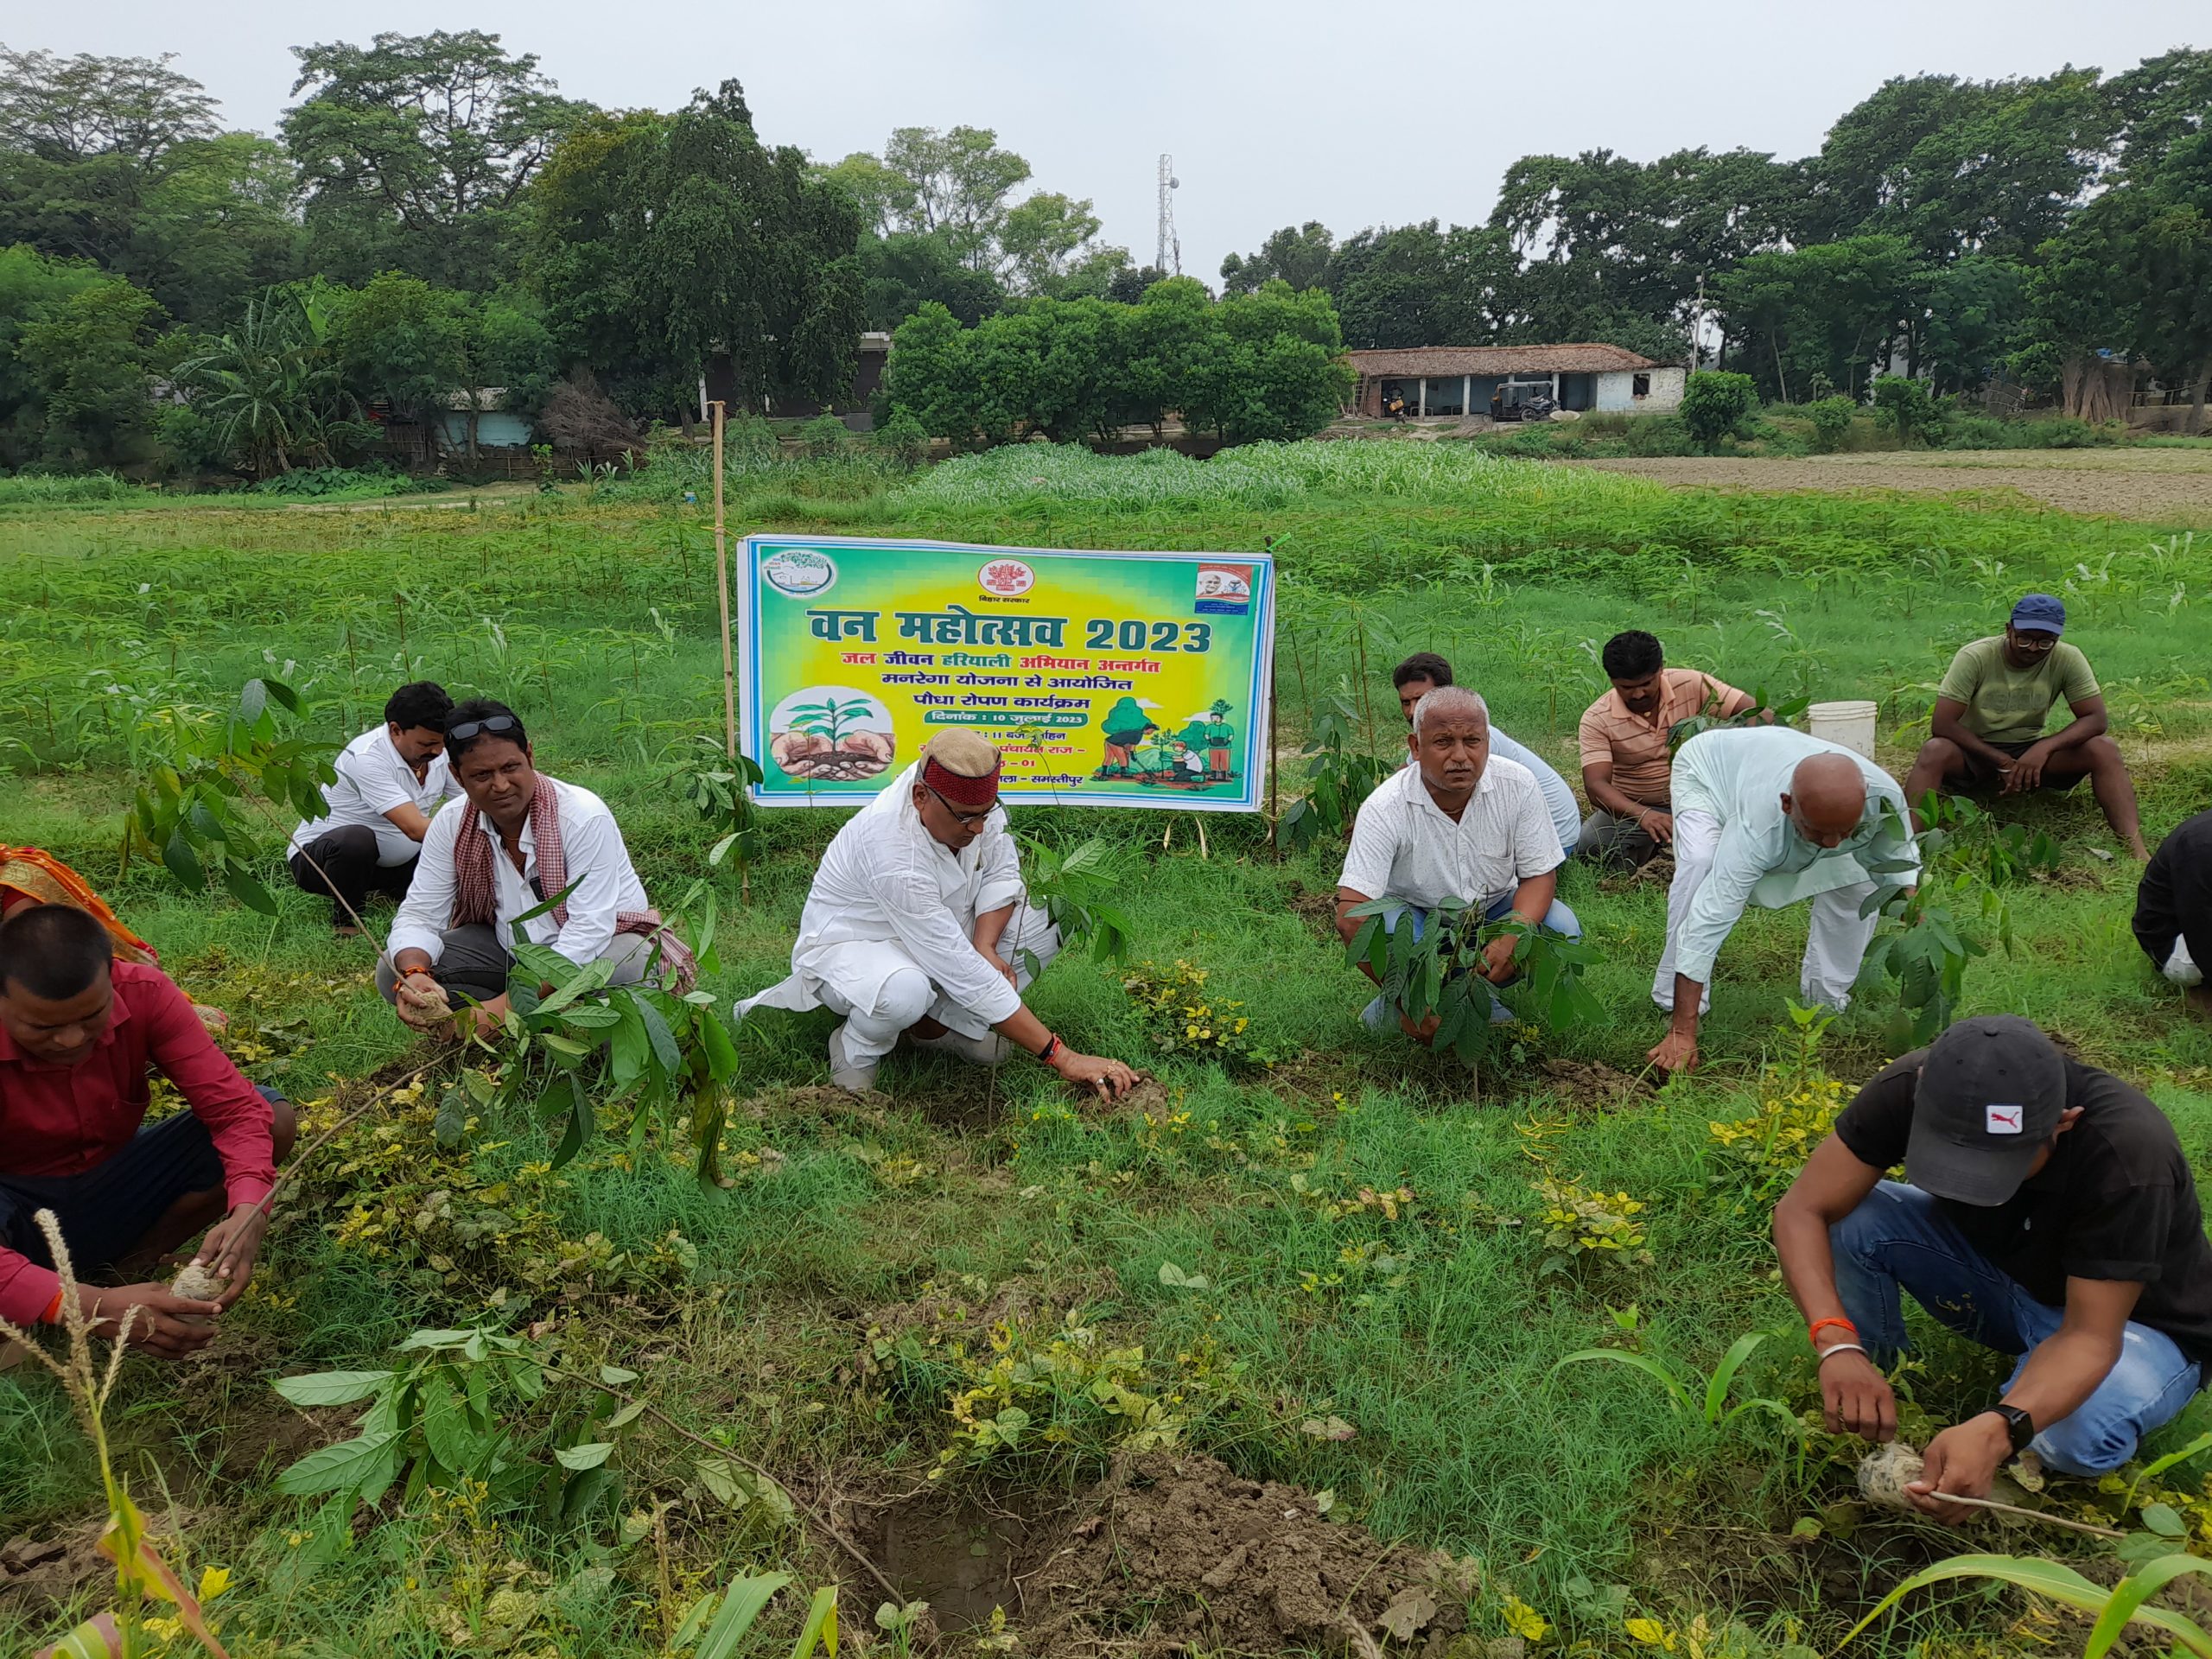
xmin=1595 ymin=371 xmax=1635 ymax=412
xmin=1638 ymin=365 xmax=1687 ymax=410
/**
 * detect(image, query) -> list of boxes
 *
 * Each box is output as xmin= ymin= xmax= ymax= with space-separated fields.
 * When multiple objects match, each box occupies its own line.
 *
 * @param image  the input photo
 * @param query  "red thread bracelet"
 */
xmin=1808 ymin=1317 xmax=1858 ymax=1346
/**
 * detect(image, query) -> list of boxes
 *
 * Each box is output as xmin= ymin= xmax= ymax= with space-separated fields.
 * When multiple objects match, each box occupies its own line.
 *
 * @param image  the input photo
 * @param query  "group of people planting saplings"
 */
xmin=4 ymin=592 xmax=2209 ymax=1532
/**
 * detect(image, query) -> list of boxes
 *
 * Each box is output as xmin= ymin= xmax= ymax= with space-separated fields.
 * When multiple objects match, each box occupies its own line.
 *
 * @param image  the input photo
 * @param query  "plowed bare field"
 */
xmin=1567 ymin=445 xmax=2212 ymax=521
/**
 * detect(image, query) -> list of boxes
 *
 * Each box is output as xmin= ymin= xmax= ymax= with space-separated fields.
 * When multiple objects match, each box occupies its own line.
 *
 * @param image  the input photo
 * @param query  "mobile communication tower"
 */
xmin=1156 ymin=154 xmax=1181 ymax=276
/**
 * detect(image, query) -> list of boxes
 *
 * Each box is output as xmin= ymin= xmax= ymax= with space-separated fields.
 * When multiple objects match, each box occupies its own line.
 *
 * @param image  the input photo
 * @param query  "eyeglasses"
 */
xmin=446 ymin=714 xmax=522 ymax=743
xmin=924 ymin=784 xmax=995 ymax=830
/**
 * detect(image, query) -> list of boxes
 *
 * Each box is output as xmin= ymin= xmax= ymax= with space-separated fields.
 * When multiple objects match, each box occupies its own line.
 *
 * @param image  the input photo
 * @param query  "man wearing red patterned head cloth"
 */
xmin=737 ymin=732 xmax=1135 ymax=1100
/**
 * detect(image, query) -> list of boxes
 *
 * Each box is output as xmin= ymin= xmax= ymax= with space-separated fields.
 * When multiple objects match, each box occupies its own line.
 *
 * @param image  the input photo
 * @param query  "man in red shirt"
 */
xmin=0 ymin=905 xmax=295 ymax=1357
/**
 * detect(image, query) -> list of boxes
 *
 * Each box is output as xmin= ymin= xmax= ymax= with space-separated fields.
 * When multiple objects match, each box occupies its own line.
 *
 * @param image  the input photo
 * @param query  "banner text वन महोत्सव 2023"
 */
xmin=738 ymin=535 xmax=1274 ymax=810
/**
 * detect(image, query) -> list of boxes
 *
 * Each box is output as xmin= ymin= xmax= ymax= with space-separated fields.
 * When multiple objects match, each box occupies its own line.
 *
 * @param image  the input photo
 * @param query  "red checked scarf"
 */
xmin=450 ymin=777 xmax=697 ymax=992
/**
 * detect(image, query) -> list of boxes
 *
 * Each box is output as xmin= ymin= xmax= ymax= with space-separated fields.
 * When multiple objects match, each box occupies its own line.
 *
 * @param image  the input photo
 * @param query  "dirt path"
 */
xmin=1565 ymin=448 xmax=2212 ymax=522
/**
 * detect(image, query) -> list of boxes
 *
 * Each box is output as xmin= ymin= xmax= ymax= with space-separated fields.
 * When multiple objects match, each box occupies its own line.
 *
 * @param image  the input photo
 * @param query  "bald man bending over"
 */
xmin=1649 ymin=728 xmax=1918 ymax=1073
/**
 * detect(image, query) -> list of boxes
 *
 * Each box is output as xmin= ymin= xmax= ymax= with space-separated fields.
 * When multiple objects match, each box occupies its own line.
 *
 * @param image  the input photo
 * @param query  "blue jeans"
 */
xmin=1831 ymin=1180 xmax=2202 ymax=1475
xmin=1358 ymin=893 xmax=1583 ymax=1032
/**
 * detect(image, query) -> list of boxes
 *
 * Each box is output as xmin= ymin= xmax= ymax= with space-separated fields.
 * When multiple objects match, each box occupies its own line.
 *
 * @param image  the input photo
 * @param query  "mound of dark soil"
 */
xmin=1014 ymin=1452 xmax=1478 ymax=1656
xmin=1535 ymin=1056 xmax=1655 ymax=1112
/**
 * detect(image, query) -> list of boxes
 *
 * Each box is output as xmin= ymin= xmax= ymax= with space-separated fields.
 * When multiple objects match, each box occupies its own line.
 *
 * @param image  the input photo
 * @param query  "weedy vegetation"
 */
xmin=3 ymin=445 xmax=2210 ymax=1656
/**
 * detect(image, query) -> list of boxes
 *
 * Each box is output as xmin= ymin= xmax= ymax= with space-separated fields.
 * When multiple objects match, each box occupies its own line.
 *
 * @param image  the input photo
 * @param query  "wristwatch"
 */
xmin=1986 ymin=1403 xmax=2036 ymax=1453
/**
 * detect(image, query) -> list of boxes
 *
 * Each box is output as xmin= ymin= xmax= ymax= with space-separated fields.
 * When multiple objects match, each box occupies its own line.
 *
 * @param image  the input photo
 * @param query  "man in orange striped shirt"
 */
xmin=1576 ymin=631 xmax=1759 ymax=868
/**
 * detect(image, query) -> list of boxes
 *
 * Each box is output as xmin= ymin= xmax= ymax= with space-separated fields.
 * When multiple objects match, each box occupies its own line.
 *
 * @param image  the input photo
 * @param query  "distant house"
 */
xmin=431 ymin=388 xmax=534 ymax=451
xmin=369 ymin=388 xmax=535 ymax=465
xmin=1348 ymin=344 xmax=1684 ymax=419
xmin=701 ymin=333 xmax=892 ymax=431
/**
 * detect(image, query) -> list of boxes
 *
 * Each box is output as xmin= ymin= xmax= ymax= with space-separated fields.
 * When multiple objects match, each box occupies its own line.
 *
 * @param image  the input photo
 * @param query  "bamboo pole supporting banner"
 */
xmin=709 ymin=402 xmax=738 ymax=760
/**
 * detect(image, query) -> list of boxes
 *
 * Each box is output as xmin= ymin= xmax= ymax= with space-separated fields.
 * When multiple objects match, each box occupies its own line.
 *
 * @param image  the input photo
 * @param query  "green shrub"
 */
xmin=246 ymin=464 xmax=419 ymax=499
xmin=1623 ymin=413 xmax=1694 ymax=456
xmin=1679 ymin=372 xmax=1758 ymax=453
xmin=799 ymin=414 xmax=849 ymax=458
xmin=869 ymin=410 xmax=931 ymax=467
xmin=1937 ymin=413 xmax=2116 ymax=450
xmin=1872 ymin=376 xmax=1938 ymax=446
xmin=0 ymin=471 xmax=146 ymax=506
xmin=1807 ymin=396 xmax=1857 ymax=453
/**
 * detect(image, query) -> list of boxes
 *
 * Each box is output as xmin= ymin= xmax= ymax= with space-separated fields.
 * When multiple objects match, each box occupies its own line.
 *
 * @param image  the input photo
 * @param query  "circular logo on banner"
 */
xmin=978 ymin=557 xmax=1036 ymax=597
xmin=762 ymin=548 xmax=837 ymax=597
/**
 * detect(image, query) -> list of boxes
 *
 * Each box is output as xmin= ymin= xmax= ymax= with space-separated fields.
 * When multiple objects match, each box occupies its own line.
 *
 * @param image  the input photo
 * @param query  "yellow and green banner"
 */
xmin=739 ymin=534 xmax=1274 ymax=810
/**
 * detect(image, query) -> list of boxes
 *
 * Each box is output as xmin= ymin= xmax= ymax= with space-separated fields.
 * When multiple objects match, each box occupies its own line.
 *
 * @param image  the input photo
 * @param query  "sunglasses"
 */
xmin=447 ymin=714 xmax=523 ymax=743
xmin=924 ymin=784 xmax=995 ymax=830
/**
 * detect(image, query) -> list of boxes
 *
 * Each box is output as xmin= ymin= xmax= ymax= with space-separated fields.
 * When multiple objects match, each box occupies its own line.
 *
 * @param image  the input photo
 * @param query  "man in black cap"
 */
xmin=1902 ymin=593 xmax=2147 ymax=858
xmin=2135 ymin=808 xmax=2212 ymax=1020
xmin=1772 ymin=1016 xmax=2210 ymax=1522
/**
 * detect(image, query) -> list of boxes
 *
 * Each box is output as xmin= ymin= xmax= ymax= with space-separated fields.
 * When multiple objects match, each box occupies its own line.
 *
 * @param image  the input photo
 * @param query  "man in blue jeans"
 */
xmin=1774 ymin=1016 xmax=2210 ymax=1523
xmin=1336 ymin=685 xmax=1580 ymax=1042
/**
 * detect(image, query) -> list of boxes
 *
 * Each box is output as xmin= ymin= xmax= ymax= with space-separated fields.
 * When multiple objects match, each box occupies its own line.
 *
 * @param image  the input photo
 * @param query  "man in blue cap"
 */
xmin=1774 ymin=1016 xmax=2211 ymax=1521
xmin=1903 ymin=594 xmax=2147 ymax=858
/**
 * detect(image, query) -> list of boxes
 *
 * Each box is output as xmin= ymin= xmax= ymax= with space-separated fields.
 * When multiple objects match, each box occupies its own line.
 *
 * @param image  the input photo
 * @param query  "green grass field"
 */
xmin=3 ymin=444 xmax=2212 ymax=1656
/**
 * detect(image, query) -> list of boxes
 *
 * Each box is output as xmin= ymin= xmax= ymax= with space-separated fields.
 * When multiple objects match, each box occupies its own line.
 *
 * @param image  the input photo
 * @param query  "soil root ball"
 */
xmin=1857 ymin=1440 xmax=1926 ymax=1510
xmin=170 ymin=1262 xmax=227 ymax=1328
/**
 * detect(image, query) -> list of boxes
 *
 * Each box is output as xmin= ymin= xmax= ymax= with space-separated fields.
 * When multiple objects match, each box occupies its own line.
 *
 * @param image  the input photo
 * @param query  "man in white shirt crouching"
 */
xmin=378 ymin=700 xmax=692 ymax=1036
xmin=289 ymin=681 xmax=461 ymax=937
xmin=1336 ymin=686 xmax=1580 ymax=1042
xmin=737 ymin=731 xmax=1135 ymax=1101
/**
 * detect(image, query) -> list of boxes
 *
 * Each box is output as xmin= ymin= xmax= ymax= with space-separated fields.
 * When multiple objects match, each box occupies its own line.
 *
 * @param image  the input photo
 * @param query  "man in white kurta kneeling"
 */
xmin=737 ymin=732 xmax=1135 ymax=1100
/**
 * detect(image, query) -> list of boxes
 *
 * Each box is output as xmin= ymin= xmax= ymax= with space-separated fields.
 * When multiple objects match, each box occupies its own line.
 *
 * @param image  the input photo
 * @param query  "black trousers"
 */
xmin=289 ymin=824 xmax=416 ymax=925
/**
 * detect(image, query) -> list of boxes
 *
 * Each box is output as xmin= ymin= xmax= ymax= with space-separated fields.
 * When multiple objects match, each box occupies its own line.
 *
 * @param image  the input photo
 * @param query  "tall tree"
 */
xmin=1805 ymin=71 xmax=2116 ymax=262
xmin=1491 ymin=146 xmax=1797 ymax=334
xmin=1327 ymin=221 xmax=1514 ymax=349
xmin=879 ymin=125 xmax=1030 ymax=268
xmin=283 ymin=30 xmax=591 ymax=288
xmin=526 ymin=84 xmax=864 ymax=416
xmin=856 ymin=232 xmax=1003 ymax=329
xmin=997 ymin=191 xmax=1111 ymax=292
xmin=0 ymin=244 xmax=107 ymax=465
xmin=0 ymin=246 xmax=165 ymax=467
xmin=1220 ymin=222 xmax=1337 ymax=296
xmin=1715 ymin=235 xmax=1925 ymax=400
xmin=0 ymin=47 xmax=299 ymax=322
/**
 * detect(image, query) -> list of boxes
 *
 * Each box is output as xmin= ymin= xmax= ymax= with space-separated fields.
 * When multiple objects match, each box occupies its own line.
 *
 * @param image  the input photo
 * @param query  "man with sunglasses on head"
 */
xmin=1904 ymin=594 xmax=2148 ymax=859
xmin=737 ymin=731 xmax=1135 ymax=1101
xmin=378 ymin=699 xmax=693 ymax=1036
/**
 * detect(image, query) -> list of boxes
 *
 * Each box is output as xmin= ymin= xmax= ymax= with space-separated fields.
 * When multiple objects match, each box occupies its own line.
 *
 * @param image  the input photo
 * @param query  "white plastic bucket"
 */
xmin=1808 ymin=700 xmax=1878 ymax=759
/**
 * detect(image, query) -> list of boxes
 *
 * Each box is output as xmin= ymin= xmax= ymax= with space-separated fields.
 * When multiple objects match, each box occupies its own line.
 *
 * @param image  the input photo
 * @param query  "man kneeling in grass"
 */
xmin=1775 ymin=1017 xmax=2210 ymax=1522
xmin=2134 ymin=807 xmax=2212 ymax=1020
xmin=0 ymin=906 xmax=295 ymax=1357
xmin=736 ymin=731 xmax=1135 ymax=1102
xmin=1336 ymin=686 xmax=1579 ymax=1043
xmin=378 ymin=699 xmax=695 ymax=1038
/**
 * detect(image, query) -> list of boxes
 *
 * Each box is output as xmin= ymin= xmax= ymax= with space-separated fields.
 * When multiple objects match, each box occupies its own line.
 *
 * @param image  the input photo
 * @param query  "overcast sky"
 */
xmin=15 ymin=2 xmax=2206 ymax=279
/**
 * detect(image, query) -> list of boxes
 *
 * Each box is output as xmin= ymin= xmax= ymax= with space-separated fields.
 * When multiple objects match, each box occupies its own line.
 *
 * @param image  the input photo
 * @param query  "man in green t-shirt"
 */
xmin=1904 ymin=594 xmax=2147 ymax=858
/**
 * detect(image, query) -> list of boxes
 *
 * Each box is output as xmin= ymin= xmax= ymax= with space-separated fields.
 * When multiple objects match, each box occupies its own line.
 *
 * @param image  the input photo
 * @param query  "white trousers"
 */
xmin=813 ymin=902 xmax=1062 ymax=1065
xmin=2167 ymin=938 xmax=2203 ymax=988
xmin=1652 ymin=810 xmax=1879 ymax=1014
